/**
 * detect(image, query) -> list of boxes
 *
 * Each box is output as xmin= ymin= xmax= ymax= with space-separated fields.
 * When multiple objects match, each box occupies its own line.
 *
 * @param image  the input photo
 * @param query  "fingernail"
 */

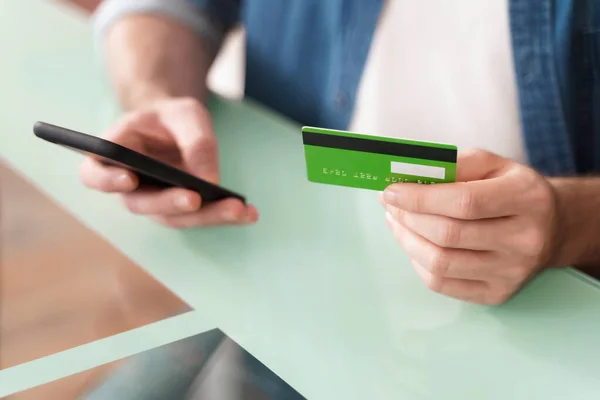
xmin=174 ymin=195 xmax=194 ymax=211
xmin=114 ymin=174 xmax=134 ymax=190
xmin=229 ymin=208 xmax=248 ymax=222
xmin=243 ymin=212 xmax=255 ymax=223
xmin=383 ymin=189 xmax=398 ymax=204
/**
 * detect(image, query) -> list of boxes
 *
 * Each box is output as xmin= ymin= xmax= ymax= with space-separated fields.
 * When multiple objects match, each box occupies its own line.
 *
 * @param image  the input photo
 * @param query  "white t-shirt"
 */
xmin=349 ymin=0 xmax=527 ymax=163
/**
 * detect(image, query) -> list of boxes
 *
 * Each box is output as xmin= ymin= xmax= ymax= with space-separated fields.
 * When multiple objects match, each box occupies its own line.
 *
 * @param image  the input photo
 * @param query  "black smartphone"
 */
xmin=33 ymin=121 xmax=246 ymax=204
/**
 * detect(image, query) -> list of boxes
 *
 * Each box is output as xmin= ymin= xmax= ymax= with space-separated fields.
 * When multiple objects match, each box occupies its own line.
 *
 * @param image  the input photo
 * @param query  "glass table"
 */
xmin=2 ymin=1 xmax=600 ymax=399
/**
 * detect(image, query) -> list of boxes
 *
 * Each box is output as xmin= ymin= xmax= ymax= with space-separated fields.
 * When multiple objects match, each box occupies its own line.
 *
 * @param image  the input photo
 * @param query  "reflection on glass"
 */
xmin=0 ymin=162 xmax=190 ymax=371
xmin=81 ymin=329 xmax=305 ymax=400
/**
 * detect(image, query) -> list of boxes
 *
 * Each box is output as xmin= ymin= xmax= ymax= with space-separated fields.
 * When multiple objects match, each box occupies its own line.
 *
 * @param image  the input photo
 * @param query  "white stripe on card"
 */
xmin=390 ymin=161 xmax=446 ymax=179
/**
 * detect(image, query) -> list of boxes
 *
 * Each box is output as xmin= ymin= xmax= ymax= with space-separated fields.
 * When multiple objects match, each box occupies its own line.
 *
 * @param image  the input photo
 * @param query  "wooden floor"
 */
xmin=0 ymin=160 xmax=189 ymax=399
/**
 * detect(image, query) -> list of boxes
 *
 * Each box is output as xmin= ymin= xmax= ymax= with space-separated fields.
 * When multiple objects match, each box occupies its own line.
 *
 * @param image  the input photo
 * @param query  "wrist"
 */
xmin=119 ymin=84 xmax=177 ymax=111
xmin=547 ymin=178 xmax=600 ymax=268
xmin=545 ymin=178 xmax=571 ymax=267
xmin=118 ymin=83 xmax=207 ymax=112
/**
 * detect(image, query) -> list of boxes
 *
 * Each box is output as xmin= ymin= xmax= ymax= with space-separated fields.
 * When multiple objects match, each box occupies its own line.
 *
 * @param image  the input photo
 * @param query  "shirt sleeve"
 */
xmin=92 ymin=0 xmax=241 ymax=51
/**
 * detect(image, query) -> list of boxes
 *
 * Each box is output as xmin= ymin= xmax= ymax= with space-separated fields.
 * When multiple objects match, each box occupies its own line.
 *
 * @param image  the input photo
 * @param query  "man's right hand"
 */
xmin=79 ymin=97 xmax=258 ymax=229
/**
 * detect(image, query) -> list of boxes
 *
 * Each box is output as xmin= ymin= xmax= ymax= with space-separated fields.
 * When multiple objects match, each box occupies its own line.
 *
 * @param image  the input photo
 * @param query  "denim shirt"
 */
xmin=182 ymin=0 xmax=600 ymax=177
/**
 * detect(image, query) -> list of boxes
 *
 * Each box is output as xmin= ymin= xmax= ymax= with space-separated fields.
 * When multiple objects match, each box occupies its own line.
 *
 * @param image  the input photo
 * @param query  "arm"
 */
xmin=550 ymin=178 xmax=600 ymax=270
xmin=92 ymin=0 xmax=240 ymax=110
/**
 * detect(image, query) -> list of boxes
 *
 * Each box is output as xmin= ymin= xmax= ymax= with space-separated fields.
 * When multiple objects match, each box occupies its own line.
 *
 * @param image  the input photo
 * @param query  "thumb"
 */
xmin=157 ymin=99 xmax=220 ymax=183
xmin=456 ymin=148 xmax=509 ymax=182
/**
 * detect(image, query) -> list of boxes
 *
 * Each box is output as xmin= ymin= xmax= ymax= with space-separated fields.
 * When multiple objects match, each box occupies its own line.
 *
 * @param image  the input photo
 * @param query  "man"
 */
xmin=81 ymin=0 xmax=600 ymax=306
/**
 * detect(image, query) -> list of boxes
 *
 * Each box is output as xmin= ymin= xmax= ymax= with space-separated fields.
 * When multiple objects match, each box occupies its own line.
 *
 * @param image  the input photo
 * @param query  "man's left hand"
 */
xmin=380 ymin=148 xmax=561 ymax=305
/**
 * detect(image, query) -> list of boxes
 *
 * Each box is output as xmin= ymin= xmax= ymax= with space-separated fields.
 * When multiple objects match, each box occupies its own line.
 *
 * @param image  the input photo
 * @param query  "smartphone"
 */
xmin=33 ymin=122 xmax=246 ymax=204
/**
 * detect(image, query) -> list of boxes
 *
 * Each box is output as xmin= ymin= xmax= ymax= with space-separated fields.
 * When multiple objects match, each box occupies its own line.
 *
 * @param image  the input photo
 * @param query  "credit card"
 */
xmin=302 ymin=126 xmax=457 ymax=191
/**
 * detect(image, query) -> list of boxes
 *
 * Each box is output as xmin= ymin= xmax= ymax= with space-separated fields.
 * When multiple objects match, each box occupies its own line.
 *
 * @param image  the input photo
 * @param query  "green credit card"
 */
xmin=302 ymin=126 xmax=457 ymax=191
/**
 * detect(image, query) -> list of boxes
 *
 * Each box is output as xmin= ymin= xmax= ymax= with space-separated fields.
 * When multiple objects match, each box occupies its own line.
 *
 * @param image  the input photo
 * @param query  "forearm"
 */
xmin=549 ymin=177 xmax=600 ymax=269
xmin=102 ymin=15 xmax=215 ymax=110
xmin=92 ymin=0 xmax=232 ymax=110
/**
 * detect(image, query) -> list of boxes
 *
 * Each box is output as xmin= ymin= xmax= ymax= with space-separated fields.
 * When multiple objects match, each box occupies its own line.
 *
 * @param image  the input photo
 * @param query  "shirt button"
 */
xmin=335 ymin=91 xmax=349 ymax=108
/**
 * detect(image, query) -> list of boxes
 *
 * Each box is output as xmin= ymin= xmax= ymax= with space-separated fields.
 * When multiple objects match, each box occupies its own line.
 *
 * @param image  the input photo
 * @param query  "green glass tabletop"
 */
xmin=2 ymin=1 xmax=600 ymax=399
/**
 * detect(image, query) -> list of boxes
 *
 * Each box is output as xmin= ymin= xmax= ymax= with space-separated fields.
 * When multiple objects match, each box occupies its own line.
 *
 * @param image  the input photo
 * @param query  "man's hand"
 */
xmin=85 ymin=13 xmax=252 ymax=228
xmin=79 ymin=97 xmax=258 ymax=228
xmin=380 ymin=149 xmax=560 ymax=305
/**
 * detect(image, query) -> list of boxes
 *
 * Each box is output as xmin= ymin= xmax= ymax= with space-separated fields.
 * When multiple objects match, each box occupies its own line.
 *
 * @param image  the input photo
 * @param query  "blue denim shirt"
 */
xmin=185 ymin=0 xmax=600 ymax=177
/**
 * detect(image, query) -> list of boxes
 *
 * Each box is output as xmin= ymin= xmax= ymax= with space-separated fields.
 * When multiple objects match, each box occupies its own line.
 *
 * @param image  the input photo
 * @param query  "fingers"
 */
xmin=101 ymin=108 xmax=164 ymax=147
xmin=409 ymin=259 xmax=491 ymax=304
xmin=119 ymin=189 xmax=257 ymax=228
xmin=455 ymin=148 xmax=507 ymax=182
xmin=151 ymin=200 xmax=259 ymax=229
xmin=387 ymin=214 xmax=502 ymax=304
xmin=379 ymin=149 xmax=541 ymax=305
xmin=389 ymin=206 xmax=497 ymax=251
xmin=95 ymin=98 xmax=219 ymax=183
xmin=78 ymin=110 xmax=165 ymax=193
xmin=382 ymin=149 xmax=541 ymax=220
xmin=383 ymin=174 xmax=523 ymax=219
xmin=79 ymin=98 xmax=239 ymax=229
xmin=157 ymin=98 xmax=219 ymax=183
xmin=380 ymin=192 xmax=538 ymax=256
xmin=120 ymin=188 xmax=202 ymax=215
xmin=79 ymin=158 xmax=138 ymax=193
xmin=385 ymin=212 xmax=498 ymax=281
xmin=386 ymin=204 xmax=522 ymax=253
